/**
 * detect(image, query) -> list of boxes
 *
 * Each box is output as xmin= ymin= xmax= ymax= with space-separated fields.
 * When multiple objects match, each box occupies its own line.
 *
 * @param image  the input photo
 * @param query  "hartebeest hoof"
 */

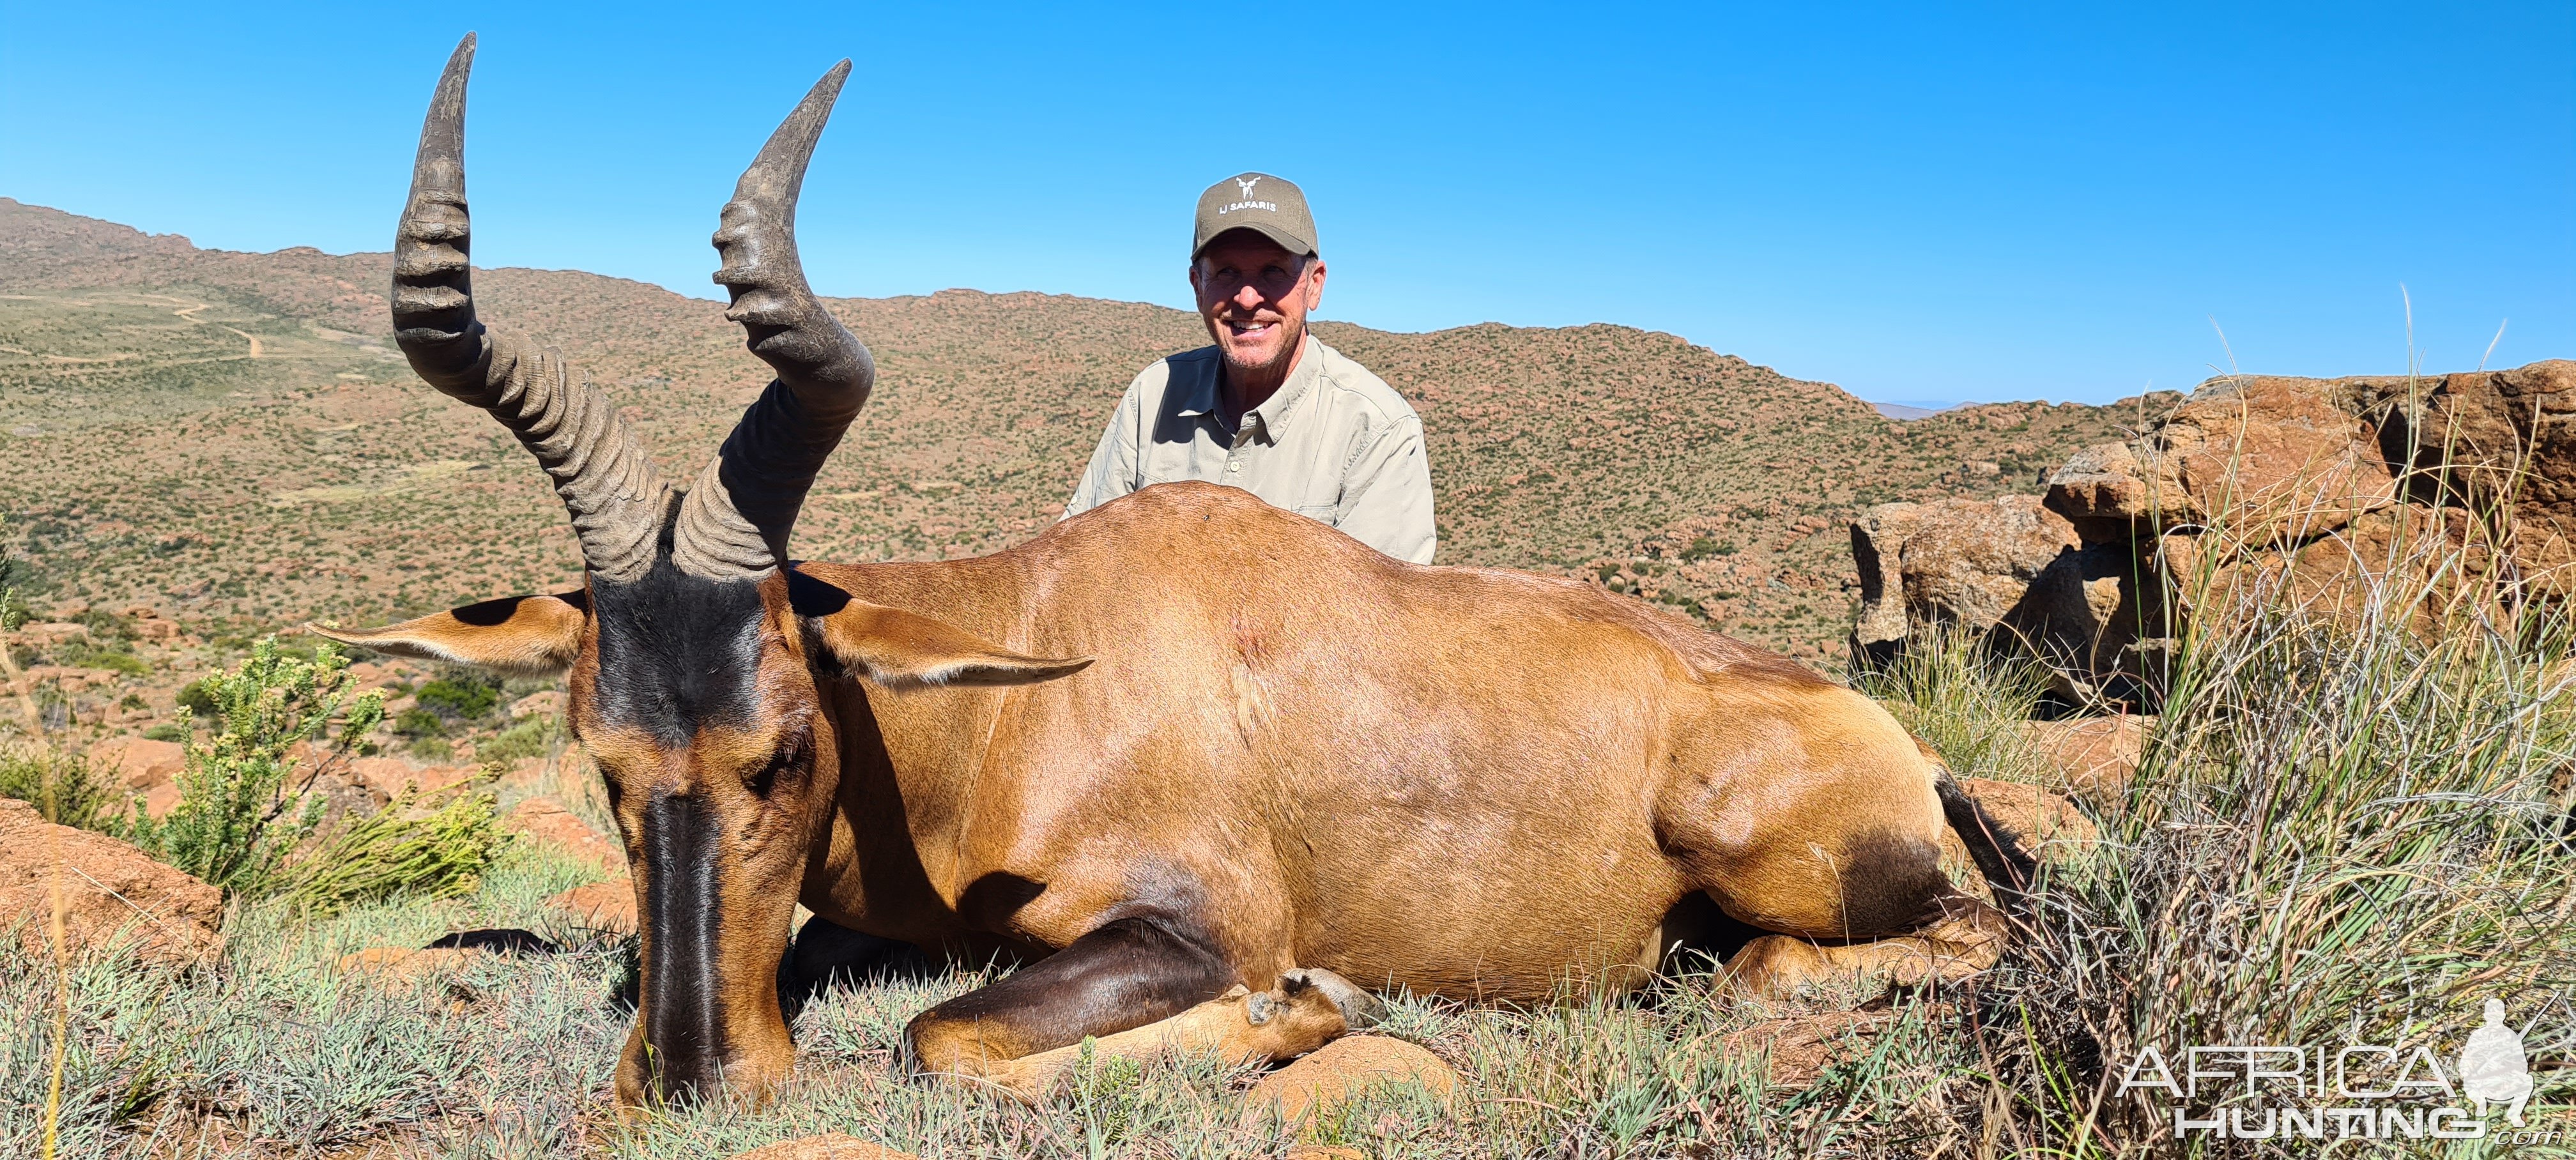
xmin=1280 ymin=966 xmax=1384 ymax=1029
xmin=954 ymin=976 xmax=1354 ymax=1103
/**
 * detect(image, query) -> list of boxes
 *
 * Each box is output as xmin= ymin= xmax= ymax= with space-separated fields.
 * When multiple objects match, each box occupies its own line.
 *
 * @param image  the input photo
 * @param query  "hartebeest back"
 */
xmin=323 ymin=35 xmax=2033 ymax=1107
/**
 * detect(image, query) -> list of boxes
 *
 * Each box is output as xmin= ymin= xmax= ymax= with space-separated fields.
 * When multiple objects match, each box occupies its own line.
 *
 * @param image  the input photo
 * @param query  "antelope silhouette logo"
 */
xmin=1236 ymin=176 xmax=1261 ymax=198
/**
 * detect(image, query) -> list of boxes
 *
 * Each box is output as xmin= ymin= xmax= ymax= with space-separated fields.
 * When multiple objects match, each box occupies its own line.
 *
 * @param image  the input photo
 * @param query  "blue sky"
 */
xmin=3 ymin=3 xmax=2568 ymax=406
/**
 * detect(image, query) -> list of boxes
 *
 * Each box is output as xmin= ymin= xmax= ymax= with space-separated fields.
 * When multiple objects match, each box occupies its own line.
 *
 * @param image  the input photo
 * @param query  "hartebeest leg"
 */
xmin=905 ymin=917 xmax=1364 ymax=1101
xmin=1720 ymin=889 xmax=2008 ymax=998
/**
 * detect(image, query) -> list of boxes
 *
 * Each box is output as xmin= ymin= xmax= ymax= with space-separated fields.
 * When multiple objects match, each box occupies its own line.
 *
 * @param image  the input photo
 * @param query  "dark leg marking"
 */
xmin=904 ymin=915 xmax=1236 ymax=1073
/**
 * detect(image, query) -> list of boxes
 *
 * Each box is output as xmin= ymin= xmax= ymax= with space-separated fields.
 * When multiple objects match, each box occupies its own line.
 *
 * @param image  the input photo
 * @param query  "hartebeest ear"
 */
xmin=813 ymin=602 xmax=1093 ymax=689
xmin=307 ymin=592 xmax=589 ymax=676
xmin=790 ymin=568 xmax=1089 ymax=688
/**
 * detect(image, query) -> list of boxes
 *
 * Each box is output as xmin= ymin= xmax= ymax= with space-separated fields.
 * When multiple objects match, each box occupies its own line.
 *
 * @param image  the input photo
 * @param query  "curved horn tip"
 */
xmin=440 ymin=33 xmax=477 ymax=81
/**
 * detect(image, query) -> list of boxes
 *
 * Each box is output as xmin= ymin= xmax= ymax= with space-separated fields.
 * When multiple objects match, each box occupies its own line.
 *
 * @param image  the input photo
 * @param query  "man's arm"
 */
xmin=1062 ymin=372 xmax=1153 ymax=519
xmin=1333 ymin=415 xmax=1438 ymax=564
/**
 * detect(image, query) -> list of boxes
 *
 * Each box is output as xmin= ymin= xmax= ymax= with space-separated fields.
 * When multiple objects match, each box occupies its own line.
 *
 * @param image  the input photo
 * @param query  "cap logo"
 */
xmin=1236 ymin=176 xmax=1261 ymax=197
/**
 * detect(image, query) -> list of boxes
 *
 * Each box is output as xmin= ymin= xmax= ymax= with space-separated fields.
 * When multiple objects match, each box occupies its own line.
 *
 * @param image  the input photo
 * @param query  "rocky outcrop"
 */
xmin=1850 ymin=496 xmax=2138 ymax=696
xmin=0 ymin=797 xmax=224 ymax=966
xmin=1853 ymin=361 xmax=2574 ymax=705
xmin=88 ymin=735 xmax=187 ymax=817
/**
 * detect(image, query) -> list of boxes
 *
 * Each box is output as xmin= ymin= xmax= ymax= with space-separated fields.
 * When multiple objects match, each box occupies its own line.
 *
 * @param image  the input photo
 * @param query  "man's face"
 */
xmin=1190 ymin=231 xmax=1326 ymax=378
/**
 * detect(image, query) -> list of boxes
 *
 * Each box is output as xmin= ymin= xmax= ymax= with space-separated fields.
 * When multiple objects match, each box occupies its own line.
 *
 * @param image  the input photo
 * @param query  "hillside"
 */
xmin=0 ymin=197 xmax=2155 ymax=660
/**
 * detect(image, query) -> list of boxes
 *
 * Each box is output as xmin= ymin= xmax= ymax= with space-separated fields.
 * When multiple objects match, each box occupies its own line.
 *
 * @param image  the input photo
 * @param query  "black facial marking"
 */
xmin=642 ymin=791 xmax=730 ymax=1099
xmin=591 ymin=561 xmax=768 ymax=746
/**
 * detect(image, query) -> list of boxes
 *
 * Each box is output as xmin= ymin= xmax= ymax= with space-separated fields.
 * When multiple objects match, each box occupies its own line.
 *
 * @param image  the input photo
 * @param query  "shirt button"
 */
xmin=1227 ymin=461 xmax=1241 ymax=473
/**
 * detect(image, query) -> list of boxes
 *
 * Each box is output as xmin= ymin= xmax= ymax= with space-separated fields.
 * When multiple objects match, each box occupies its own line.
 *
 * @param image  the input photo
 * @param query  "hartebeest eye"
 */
xmin=747 ymin=727 xmax=813 ymax=799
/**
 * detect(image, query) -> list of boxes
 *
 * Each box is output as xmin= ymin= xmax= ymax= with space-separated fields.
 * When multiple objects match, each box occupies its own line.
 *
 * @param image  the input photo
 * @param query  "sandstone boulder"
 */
xmin=2045 ymin=374 xmax=2395 ymax=545
xmin=1239 ymin=1035 xmax=1457 ymax=1127
xmin=17 ymin=622 xmax=90 ymax=647
xmin=1849 ymin=495 xmax=2140 ymax=696
xmin=2022 ymin=715 xmax=2147 ymax=806
xmin=727 ymin=1135 xmax=917 ymax=1160
xmin=0 ymin=797 xmax=223 ymax=966
xmin=347 ymin=756 xmax=477 ymax=803
xmin=2382 ymin=359 xmax=2576 ymax=579
xmin=507 ymin=691 xmax=565 ymax=720
xmin=89 ymin=735 xmax=185 ymax=791
xmin=1850 ymin=495 xmax=2080 ymax=645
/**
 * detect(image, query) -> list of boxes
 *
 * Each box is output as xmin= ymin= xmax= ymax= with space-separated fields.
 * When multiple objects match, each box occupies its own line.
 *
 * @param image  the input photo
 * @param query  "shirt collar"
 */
xmin=1243 ymin=334 xmax=1322 ymax=444
xmin=1172 ymin=353 xmax=1222 ymax=418
xmin=1171 ymin=333 xmax=1322 ymax=443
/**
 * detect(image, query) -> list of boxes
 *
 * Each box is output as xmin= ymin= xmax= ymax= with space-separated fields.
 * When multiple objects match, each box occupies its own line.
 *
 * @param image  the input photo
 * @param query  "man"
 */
xmin=1063 ymin=172 xmax=1437 ymax=563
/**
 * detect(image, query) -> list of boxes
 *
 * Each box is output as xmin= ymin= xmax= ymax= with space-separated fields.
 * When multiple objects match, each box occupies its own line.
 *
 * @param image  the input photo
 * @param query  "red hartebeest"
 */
xmin=321 ymin=36 xmax=2032 ymax=1106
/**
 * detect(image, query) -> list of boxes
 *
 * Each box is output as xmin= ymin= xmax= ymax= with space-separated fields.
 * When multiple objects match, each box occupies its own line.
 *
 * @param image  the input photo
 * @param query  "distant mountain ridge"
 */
xmin=0 ymin=197 xmax=2149 ymax=657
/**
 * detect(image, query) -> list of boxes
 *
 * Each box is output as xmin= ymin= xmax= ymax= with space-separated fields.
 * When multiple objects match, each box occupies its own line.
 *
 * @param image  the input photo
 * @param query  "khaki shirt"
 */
xmin=1063 ymin=335 xmax=1438 ymax=563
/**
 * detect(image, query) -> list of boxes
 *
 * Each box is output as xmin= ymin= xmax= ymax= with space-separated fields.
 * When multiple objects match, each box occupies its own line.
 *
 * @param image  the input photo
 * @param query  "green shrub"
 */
xmin=123 ymin=637 xmax=385 ymax=899
xmin=175 ymin=678 xmax=218 ymax=717
xmin=475 ymin=715 xmax=558 ymax=766
xmin=392 ymin=707 xmax=445 ymax=738
xmin=0 ymin=747 xmax=119 ymax=831
xmin=413 ymin=675 xmax=499 ymax=722
xmin=141 ymin=722 xmax=185 ymax=742
xmin=276 ymin=783 xmax=510 ymax=917
xmin=65 ymin=646 xmax=150 ymax=676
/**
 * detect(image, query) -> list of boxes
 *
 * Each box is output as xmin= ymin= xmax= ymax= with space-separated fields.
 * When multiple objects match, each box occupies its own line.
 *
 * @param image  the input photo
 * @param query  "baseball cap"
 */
xmin=1192 ymin=172 xmax=1317 ymax=260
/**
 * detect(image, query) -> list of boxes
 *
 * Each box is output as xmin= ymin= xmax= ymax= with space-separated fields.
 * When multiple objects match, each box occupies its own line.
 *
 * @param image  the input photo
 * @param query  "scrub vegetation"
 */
xmin=10 ymin=511 xmax=2568 ymax=1157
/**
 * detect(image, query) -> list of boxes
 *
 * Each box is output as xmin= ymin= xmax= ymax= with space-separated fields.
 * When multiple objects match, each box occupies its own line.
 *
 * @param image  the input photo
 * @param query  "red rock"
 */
xmin=1722 ymin=1009 xmax=1898 ymax=1087
xmin=506 ymin=797 xmax=624 ymax=867
xmin=727 ymin=1135 xmax=917 ymax=1160
xmin=1959 ymin=777 xmax=2097 ymax=850
xmin=1239 ymin=1035 xmax=1457 ymax=1127
xmin=0 ymin=797 xmax=223 ymax=967
xmin=89 ymin=735 xmax=186 ymax=791
xmin=507 ymin=690 xmax=565 ymax=720
xmin=546 ymin=876 xmax=636 ymax=932
xmin=2023 ymin=715 xmax=2147 ymax=806
xmin=17 ymin=622 xmax=90 ymax=646
xmin=335 ymin=946 xmax=487 ymax=996
xmin=347 ymin=756 xmax=475 ymax=802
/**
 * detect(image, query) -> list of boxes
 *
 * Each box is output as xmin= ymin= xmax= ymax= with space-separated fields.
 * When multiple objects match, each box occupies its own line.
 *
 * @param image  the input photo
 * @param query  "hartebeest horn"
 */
xmin=393 ymin=33 xmax=672 ymax=583
xmin=669 ymin=60 xmax=874 ymax=581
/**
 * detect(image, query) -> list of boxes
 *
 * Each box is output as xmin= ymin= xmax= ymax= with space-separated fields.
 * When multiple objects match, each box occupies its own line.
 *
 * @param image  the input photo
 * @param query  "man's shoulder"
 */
xmin=1308 ymin=339 xmax=1420 ymax=426
xmin=1128 ymin=345 xmax=1220 ymax=393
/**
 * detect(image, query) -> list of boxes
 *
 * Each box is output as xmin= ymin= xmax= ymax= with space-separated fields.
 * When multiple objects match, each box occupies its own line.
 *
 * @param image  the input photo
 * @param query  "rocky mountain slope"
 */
xmin=1 ymin=197 xmax=2151 ymax=660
